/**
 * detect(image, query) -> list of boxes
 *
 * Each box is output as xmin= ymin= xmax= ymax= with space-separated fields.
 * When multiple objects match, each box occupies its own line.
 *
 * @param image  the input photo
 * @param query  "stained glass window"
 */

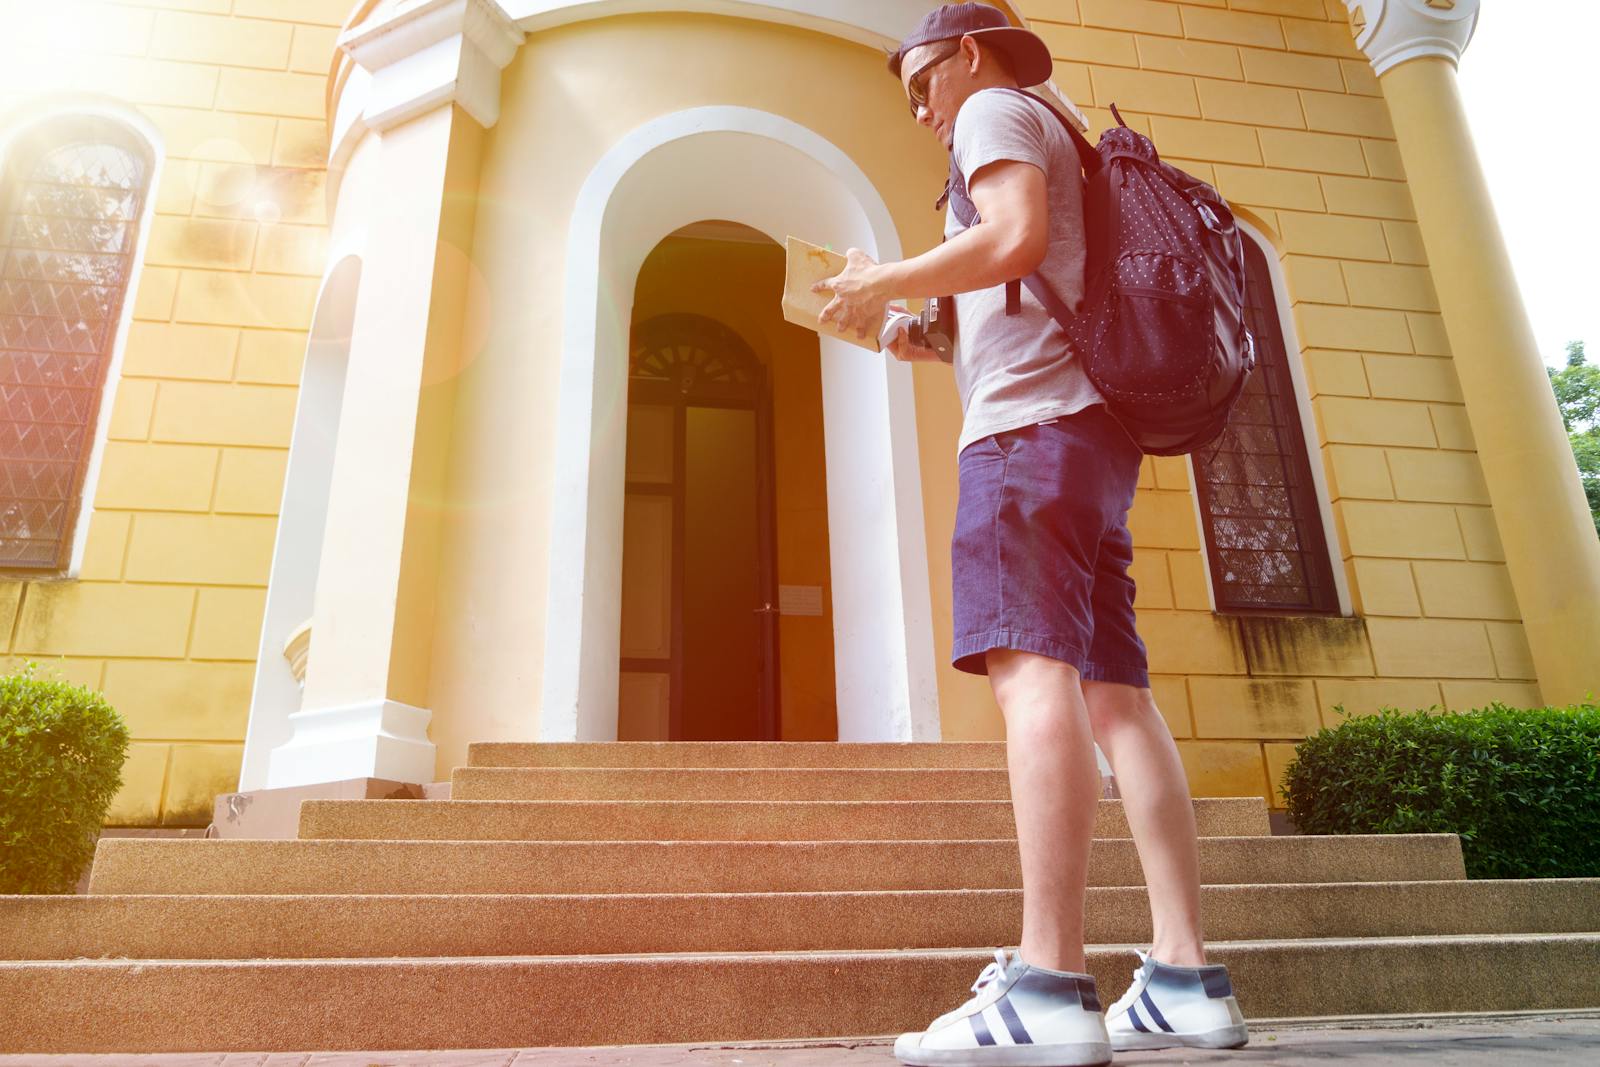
xmin=0 ymin=119 xmax=150 ymax=571
xmin=1192 ymin=235 xmax=1340 ymax=615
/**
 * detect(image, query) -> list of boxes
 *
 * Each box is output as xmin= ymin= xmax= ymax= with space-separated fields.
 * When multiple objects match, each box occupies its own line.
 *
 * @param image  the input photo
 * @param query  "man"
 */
xmin=813 ymin=5 xmax=1249 ymax=1065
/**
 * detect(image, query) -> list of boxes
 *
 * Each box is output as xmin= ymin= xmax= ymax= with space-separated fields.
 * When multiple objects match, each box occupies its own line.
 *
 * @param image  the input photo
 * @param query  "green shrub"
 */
xmin=0 ymin=663 xmax=129 ymax=894
xmin=1282 ymin=702 xmax=1600 ymax=879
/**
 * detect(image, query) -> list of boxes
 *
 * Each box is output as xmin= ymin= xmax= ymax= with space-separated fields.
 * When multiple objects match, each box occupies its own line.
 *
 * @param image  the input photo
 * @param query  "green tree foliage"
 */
xmin=1548 ymin=340 xmax=1600 ymax=536
xmin=0 ymin=664 xmax=129 ymax=893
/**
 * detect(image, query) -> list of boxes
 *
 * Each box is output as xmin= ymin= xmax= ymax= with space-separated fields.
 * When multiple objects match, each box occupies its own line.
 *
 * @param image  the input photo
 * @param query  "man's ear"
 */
xmin=960 ymin=34 xmax=983 ymax=75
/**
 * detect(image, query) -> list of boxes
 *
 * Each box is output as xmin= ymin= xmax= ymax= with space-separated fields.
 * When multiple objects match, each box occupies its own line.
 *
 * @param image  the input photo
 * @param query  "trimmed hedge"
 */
xmin=0 ymin=663 xmax=129 ymax=894
xmin=1282 ymin=702 xmax=1600 ymax=880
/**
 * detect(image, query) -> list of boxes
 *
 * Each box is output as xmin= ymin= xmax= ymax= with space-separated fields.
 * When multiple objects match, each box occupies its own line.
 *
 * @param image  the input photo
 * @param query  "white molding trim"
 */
xmin=339 ymin=0 xmax=524 ymax=134
xmin=239 ymin=255 xmax=364 ymax=791
xmin=1343 ymin=0 xmax=1479 ymax=77
xmin=540 ymin=104 xmax=941 ymax=743
xmin=326 ymin=1 xmax=1085 ymax=193
xmin=265 ymin=698 xmax=436 ymax=788
xmin=1186 ymin=220 xmax=1354 ymax=619
xmin=0 ymin=96 xmax=164 ymax=585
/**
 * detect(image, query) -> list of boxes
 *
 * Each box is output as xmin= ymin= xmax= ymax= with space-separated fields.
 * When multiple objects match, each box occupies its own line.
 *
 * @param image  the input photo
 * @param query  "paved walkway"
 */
xmin=5 ymin=1014 xmax=1598 ymax=1066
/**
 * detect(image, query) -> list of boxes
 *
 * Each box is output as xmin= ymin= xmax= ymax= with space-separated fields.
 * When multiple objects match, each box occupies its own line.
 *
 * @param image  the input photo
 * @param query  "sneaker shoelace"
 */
xmin=1108 ymin=950 xmax=1152 ymax=1018
xmin=971 ymin=948 xmax=1011 ymax=996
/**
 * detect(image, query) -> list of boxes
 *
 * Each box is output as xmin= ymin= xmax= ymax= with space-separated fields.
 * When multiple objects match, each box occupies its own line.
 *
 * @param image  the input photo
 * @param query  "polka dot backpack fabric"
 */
xmin=946 ymin=92 xmax=1256 ymax=457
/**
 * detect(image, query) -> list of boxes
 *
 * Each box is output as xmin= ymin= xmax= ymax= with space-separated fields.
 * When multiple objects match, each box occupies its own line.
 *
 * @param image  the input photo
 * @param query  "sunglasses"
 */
xmin=906 ymin=45 xmax=961 ymax=117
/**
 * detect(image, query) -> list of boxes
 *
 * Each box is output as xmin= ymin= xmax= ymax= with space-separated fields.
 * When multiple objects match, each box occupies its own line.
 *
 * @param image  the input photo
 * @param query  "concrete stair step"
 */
xmin=5 ymin=935 xmax=1597 ymax=1053
xmin=468 ymin=742 xmax=1009 ymax=769
xmin=450 ymin=767 xmax=1029 ymax=802
xmin=297 ymin=797 xmax=1270 ymax=841
xmin=86 ymin=834 xmax=1467 ymax=896
xmin=9 ymin=881 xmax=1596 ymax=961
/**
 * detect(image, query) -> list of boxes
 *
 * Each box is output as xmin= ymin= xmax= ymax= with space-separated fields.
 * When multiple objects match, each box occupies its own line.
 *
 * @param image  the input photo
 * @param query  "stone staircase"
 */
xmin=2 ymin=741 xmax=1598 ymax=1054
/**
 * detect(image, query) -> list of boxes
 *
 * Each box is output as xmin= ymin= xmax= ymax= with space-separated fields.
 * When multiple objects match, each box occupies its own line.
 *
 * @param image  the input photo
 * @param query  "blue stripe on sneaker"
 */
xmin=1127 ymin=1003 xmax=1151 ymax=1034
xmin=1140 ymin=990 xmax=1175 ymax=1033
xmin=995 ymin=998 xmax=1033 ymax=1045
xmin=970 ymin=1011 xmax=996 ymax=1047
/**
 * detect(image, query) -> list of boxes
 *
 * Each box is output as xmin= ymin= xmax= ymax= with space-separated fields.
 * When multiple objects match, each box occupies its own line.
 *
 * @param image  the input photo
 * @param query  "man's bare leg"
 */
xmin=987 ymin=647 xmax=1100 ymax=973
xmin=1084 ymin=680 xmax=1206 ymax=966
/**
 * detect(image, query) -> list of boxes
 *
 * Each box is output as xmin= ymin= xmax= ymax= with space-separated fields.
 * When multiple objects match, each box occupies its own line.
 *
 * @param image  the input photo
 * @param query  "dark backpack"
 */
xmin=943 ymin=90 xmax=1255 ymax=456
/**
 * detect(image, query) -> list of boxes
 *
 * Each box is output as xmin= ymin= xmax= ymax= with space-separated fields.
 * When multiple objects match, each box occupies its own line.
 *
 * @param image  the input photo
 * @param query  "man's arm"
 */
xmin=814 ymin=158 xmax=1049 ymax=339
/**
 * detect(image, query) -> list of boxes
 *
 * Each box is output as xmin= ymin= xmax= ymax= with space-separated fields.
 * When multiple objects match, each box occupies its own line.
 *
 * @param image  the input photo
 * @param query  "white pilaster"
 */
xmin=1343 ymin=0 xmax=1479 ymax=76
xmin=264 ymin=1 xmax=521 ymax=791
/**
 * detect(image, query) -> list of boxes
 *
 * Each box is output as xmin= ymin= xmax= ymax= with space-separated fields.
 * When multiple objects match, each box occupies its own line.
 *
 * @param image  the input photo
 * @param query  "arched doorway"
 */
xmin=620 ymin=311 xmax=781 ymax=740
xmin=539 ymin=106 xmax=941 ymax=743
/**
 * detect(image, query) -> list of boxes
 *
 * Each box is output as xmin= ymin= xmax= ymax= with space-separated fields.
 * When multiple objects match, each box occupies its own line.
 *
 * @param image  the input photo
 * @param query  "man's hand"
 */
xmin=886 ymin=324 xmax=943 ymax=363
xmin=813 ymin=248 xmax=892 ymax=341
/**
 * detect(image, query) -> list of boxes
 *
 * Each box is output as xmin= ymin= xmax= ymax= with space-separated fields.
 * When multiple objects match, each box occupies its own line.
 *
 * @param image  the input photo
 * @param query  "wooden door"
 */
xmin=618 ymin=314 xmax=780 ymax=740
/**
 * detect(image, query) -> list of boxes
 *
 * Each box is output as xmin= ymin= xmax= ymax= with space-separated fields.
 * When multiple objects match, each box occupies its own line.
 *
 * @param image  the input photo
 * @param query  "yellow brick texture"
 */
xmin=191 ymin=587 xmax=269 ymax=660
xmin=15 ymin=584 xmax=195 ymax=659
xmin=213 ymin=448 xmax=289 ymax=514
xmin=1486 ymin=623 xmax=1537 ymax=681
xmin=102 ymin=659 xmax=255 ymax=740
xmin=1150 ymin=675 xmax=1193 ymax=738
xmin=1189 ymin=677 xmax=1320 ymax=739
xmin=1366 ymin=619 xmax=1497 ymax=679
xmin=1263 ymin=742 xmax=1300 ymax=809
xmin=123 ymin=322 xmax=239 ymax=380
xmin=4 ymin=0 xmax=388 ymax=827
xmin=1351 ymin=558 xmax=1420 ymax=617
xmin=1325 ymin=445 xmax=1392 ymax=500
xmin=1316 ymin=678 xmax=1443 ymax=720
xmin=1136 ymin=37 xmax=1241 ymax=80
xmin=1456 ymin=507 xmax=1506 ymax=563
xmin=236 ymin=330 xmax=308 ymax=385
xmin=93 ymin=443 xmax=219 ymax=512
xmin=1178 ymin=741 xmax=1270 ymax=801
xmin=1338 ymin=501 xmax=1465 ymax=560
xmin=162 ymin=744 xmax=243 ymax=825
xmin=1140 ymin=613 xmax=1247 ymax=676
xmin=124 ymin=513 xmax=279 ymax=586
xmin=1440 ymin=681 xmax=1544 ymax=713
xmin=152 ymin=382 xmax=298 ymax=447
xmin=1303 ymin=350 xmax=1368 ymax=398
xmin=104 ymin=743 xmax=170 ymax=826
xmin=77 ymin=511 xmax=133 ymax=582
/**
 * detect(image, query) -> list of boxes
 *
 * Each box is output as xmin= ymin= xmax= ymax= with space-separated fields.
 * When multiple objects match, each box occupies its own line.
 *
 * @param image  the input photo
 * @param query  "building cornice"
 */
xmin=339 ymin=0 xmax=525 ymax=132
xmin=1344 ymin=0 xmax=1479 ymax=77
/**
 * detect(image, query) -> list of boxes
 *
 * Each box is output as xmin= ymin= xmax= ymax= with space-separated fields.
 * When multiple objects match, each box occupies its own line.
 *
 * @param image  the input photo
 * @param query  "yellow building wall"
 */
xmin=1005 ymin=0 xmax=1539 ymax=805
xmin=0 ymin=0 xmax=350 ymax=825
xmin=0 ymin=0 xmax=1542 ymax=823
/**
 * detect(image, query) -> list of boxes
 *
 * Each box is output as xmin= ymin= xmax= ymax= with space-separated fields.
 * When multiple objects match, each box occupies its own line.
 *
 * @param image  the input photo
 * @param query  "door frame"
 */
xmin=623 ymin=313 xmax=782 ymax=739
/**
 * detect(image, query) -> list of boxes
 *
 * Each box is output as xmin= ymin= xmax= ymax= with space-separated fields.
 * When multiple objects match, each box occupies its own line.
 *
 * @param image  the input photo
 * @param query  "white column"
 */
xmin=266 ymin=0 xmax=523 ymax=788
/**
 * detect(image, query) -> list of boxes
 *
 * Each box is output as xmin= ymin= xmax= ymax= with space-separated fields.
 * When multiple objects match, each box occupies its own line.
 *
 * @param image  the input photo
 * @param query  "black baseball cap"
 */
xmin=887 ymin=2 xmax=1053 ymax=86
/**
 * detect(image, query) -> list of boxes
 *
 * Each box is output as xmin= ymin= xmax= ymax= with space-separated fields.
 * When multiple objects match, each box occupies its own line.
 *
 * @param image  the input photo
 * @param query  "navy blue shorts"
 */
xmin=951 ymin=403 xmax=1149 ymax=687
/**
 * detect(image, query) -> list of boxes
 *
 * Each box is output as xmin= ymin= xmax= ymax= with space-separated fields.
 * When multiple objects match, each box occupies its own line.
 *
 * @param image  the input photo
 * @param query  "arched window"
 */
xmin=0 ymin=116 xmax=151 ymax=572
xmin=1192 ymin=233 xmax=1340 ymax=615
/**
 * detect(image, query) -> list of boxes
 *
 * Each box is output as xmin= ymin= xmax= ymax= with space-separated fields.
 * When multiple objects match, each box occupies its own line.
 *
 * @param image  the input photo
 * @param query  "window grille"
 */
xmin=0 ymin=118 xmax=149 ymax=571
xmin=1191 ymin=235 xmax=1340 ymax=615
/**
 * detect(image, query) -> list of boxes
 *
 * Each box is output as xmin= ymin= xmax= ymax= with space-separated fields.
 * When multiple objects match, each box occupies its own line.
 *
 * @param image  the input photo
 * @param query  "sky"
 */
xmin=1456 ymin=4 xmax=1599 ymax=368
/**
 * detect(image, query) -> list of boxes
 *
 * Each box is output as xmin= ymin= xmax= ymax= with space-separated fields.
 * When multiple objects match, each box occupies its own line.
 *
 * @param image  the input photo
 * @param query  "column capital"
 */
xmin=340 ymin=0 xmax=524 ymax=132
xmin=1343 ymin=0 xmax=1479 ymax=77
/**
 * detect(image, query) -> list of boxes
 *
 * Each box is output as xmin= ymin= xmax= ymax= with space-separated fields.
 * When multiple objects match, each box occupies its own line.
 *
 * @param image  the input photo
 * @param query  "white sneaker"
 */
xmin=894 ymin=950 xmax=1112 ymax=1066
xmin=1104 ymin=950 xmax=1248 ymax=1051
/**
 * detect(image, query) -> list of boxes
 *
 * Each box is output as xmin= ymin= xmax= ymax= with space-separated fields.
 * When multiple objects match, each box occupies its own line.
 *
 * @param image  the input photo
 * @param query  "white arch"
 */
xmin=539 ymin=105 xmax=941 ymax=742
xmin=239 ymin=256 xmax=362 ymax=790
xmin=0 ymin=96 xmax=164 ymax=582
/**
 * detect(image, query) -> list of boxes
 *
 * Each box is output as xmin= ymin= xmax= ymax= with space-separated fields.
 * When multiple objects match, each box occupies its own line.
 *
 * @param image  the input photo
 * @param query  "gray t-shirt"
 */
xmin=946 ymin=88 xmax=1102 ymax=455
